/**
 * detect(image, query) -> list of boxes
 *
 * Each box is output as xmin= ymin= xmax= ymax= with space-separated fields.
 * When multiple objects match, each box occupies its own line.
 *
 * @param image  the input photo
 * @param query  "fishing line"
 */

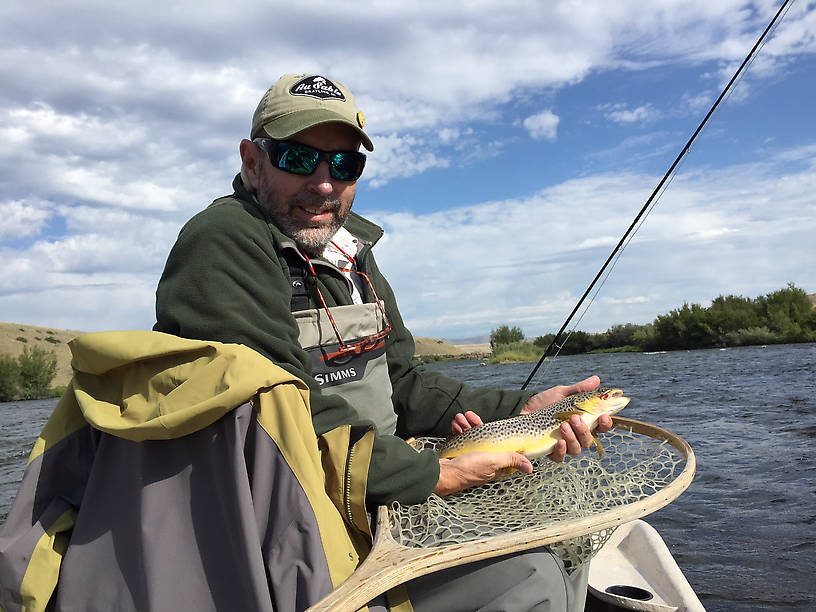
xmin=521 ymin=0 xmax=795 ymax=390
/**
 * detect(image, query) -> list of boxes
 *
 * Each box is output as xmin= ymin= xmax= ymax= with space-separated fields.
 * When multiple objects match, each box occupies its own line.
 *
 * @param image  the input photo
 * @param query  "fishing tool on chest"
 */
xmin=308 ymin=3 xmax=794 ymax=610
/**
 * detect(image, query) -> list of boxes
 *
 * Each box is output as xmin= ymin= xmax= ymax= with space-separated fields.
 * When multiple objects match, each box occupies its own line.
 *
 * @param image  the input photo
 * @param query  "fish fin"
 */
xmin=553 ymin=410 xmax=582 ymax=422
xmin=592 ymin=433 xmax=604 ymax=459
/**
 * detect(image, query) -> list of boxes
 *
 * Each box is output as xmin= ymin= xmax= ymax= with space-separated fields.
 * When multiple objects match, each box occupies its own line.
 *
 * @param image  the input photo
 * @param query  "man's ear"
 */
xmin=239 ymin=139 xmax=261 ymax=192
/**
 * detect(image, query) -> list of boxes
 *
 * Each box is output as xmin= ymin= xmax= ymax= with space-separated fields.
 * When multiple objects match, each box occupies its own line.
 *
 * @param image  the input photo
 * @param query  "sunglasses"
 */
xmin=299 ymin=249 xmax=392 ymax=362
xmin=253 ymin=137 xmax=366 ymax=182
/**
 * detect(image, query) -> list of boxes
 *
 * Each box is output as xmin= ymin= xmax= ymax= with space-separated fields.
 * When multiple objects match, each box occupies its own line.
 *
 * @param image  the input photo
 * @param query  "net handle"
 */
xmin=308 ymin=417 xmax=696 ymax=612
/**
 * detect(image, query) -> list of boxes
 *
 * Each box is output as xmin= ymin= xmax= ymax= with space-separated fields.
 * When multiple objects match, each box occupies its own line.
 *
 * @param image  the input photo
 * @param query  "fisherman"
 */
xmin=151 ymin=73 xmax=613 ymax=610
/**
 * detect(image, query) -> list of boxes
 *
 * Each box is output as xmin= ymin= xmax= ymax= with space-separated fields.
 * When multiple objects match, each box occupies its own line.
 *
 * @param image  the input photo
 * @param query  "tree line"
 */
xmin=490 ymin=283 xmax=815 ymax=360
xmin=0 ymin=346 xmax=59 ymax=402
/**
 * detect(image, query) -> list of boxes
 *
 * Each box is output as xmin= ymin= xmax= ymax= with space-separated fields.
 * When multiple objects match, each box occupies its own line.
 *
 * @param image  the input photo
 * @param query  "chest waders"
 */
xmin=288 ymin=259 xmax=398 ymax=435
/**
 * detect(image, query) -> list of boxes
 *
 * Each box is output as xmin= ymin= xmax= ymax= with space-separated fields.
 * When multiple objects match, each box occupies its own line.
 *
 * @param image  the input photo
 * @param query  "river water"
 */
xmin=2 ymin=343 xmax=814 ymax=611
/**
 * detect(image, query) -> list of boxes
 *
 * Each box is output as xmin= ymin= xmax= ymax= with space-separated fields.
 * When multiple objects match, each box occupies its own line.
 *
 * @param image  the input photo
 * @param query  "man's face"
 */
xmin=254 ymin=123 xmax=360 ymax=254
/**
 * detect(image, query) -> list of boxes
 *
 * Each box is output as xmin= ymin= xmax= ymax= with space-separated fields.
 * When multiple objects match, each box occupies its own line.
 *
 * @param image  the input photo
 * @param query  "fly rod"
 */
xmin=521 ymin=0 xmax=794 ymax=390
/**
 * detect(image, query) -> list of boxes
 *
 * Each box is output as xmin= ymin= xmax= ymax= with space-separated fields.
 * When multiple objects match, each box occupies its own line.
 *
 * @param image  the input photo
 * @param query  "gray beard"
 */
xmin=255 ymin=178 xmax=348 ymax=255
xmin=283 ymin=219 xmax=344 ymax=255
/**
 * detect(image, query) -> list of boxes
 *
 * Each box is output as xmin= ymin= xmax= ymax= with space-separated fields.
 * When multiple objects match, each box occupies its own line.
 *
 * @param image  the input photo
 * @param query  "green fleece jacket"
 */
xmin=154 ymin=175 xmax=535 ymax=505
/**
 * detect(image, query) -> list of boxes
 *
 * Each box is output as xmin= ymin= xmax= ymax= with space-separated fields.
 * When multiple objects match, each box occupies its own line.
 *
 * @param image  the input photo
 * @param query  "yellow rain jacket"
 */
xmin=0 ymin=330 xmax=410 ymax=612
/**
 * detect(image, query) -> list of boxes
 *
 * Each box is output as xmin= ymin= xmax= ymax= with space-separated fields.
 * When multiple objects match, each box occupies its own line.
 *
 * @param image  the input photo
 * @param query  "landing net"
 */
xmin=389 ymin=420 xmax=690 ymax=572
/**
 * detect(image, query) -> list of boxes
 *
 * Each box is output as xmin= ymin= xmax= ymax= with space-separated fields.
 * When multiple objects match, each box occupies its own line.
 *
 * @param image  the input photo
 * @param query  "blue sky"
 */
xmin=1 ymin=0 xmax=814 ymax=342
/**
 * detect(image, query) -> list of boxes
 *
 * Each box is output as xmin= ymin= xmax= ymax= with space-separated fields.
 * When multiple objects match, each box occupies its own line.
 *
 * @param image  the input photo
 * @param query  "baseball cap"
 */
xmin=251 ymin=74 xmax=373 ymax=151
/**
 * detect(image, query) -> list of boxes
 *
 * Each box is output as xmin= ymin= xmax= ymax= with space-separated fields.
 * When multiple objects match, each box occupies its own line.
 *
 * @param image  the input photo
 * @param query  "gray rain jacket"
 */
xmin=0 ymin=331 xmax=411 ymax=612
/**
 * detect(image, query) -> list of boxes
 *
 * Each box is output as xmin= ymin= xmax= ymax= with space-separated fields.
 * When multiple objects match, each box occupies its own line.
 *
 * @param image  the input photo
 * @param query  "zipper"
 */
xmin=343 ymin=441 xmax=356 ymax=525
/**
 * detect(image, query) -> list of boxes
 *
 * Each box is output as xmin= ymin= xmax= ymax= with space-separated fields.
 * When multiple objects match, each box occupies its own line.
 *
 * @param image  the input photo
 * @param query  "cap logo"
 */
xmin=290 ymin=75 xmax=346 ymax=101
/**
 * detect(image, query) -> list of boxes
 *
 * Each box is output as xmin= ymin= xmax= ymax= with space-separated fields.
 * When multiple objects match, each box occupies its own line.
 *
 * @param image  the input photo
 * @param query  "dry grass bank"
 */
xmin=1 ymin=324 xmax=493 ymax=387
xmin=413 ymin=337 xmax=491 ymax=360
xmin=0 ymin=322 xmax=84 ymax=387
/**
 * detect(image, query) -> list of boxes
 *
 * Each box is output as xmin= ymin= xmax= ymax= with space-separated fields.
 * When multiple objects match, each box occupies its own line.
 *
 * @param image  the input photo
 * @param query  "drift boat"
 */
xmin=584 ymin=519 xmax=705 ymax=612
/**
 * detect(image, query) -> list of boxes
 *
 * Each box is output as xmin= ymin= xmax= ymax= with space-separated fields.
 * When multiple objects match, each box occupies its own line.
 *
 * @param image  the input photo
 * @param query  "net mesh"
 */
xmin=388 ymin=426 xmax=686 ymax=572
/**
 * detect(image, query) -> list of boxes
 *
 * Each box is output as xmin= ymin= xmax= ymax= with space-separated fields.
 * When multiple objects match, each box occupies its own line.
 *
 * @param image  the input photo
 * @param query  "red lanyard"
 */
xmin=297 ymin=246 xmax=392 ymax=358
xmin=329 ymin=240 xmax=356 ymax=269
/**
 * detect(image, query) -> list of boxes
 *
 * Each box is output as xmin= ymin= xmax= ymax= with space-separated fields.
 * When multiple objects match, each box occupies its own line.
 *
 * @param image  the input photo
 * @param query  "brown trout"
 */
xmin=438 ymin=388 xmax=630 ymax=460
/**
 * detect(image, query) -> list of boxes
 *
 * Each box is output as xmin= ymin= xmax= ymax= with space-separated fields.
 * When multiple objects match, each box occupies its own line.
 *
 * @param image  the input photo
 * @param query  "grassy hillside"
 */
xmin=0 ymin=322 xmax=84 ymax=387
xmin=1 ymin=324 xmax=491 ymax=388
xmin=413 ymin=337 xmax=491 ymax=359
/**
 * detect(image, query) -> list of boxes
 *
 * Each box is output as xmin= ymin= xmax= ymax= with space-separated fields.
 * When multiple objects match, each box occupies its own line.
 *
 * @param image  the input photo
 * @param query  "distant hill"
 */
xmin=0 ymin=322 xmax=84 ymax=387
xmin=414 ymin=337 xmax=491 ymax=358
xmin=1 ymin=324 xmax=491 ymax=388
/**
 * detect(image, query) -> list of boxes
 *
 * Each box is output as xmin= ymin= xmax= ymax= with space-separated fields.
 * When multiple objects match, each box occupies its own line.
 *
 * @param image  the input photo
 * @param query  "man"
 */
xmin=154 ymin=73 xmax=611 ymax=610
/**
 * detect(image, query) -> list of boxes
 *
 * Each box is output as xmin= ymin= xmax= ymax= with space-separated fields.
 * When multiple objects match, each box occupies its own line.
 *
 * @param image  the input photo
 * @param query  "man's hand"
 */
xmin=433 ymin=451 xmax=533 ymax=497
xmin=451 ymin=410 xmax=483 ymax=434
xmin=520 ymin=375 xmax=613 ymax=463
xmin=520 ymin=375 xmax=601 ymax=414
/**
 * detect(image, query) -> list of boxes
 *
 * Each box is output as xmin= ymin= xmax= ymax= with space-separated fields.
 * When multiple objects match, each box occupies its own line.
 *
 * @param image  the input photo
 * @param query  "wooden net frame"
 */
xmin=308 ymin=418 xmax=695 ymax=611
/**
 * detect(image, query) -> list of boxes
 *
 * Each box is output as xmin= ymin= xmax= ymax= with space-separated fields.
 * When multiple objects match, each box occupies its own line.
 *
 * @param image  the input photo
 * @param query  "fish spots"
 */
xmin=438 ymin=388 xmax=629 ymax=460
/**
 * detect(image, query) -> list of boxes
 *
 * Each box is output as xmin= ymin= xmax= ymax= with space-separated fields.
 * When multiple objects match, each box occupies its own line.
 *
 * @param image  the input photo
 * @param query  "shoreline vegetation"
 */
xmin=485 ymin=283 xmax=816 ymax=364
xmin=2 ymin=284 xmax=814 ymax=400
xmin=0 ymin=345 xmax=63 ymax=402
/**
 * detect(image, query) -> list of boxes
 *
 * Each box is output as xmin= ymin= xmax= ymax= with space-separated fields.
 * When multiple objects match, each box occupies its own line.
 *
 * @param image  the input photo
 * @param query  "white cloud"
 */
xmin=0 ymin=200 xmax=50 ymax=240
xmin=682 ymin=91 xmax=714 ymax=114
xmin=2 ymin=144 xmax=814 ymax=337
xmin=601 ymin=296 xmax=649 ymax=305
xmin=602 ymin=103 xmax=659 ymax=124
xmin=0 ymin=1 xmax=814 ymax=336
xmin=523 ymin=111 xmax=560 ymax=141
xmin=365 ymin=133 xmax=450 ymax=188
xmin=367 ymin=149 xmax=816 ymax=337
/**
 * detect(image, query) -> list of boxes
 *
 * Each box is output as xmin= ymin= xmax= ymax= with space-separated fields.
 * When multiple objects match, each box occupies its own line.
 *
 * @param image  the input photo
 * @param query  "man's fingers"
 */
xmin=570 ymin=415 xmax=595 ymax=448
xmin=549 ymin=439 xmax=567 ymax=463
xmin=505 ymin=452 xmax=533 ymax=474
xmin=559 ymin=417 xmax=593 ymax=455
xmin=464 ymin=411 xmax=483 ymax=427
xmin=451 ymin=413 xmax=469 ymax=434
xmin=597 ymin=413 xmax=613 ymax=433
xmin=566 ymin=375 xmax=600 ymax=395
xmin=451 ymin=411 xmax=484 ymax=434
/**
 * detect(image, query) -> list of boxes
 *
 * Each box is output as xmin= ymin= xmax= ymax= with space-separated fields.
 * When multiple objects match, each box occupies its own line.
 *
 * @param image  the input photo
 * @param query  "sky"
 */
xmin=1 ymin=0 xmax=815 ymax=343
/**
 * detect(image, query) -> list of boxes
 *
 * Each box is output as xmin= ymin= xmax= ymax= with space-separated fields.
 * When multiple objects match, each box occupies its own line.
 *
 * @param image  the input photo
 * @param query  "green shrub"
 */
xmin=0 ymin=354 xmax=21 ymax=402
xmin=488 ymin=341 xmax=543 ymax=363
xmin=588 ymin=345 xmax=641 ymax=353
xmin=723 ymin=326 xmax=781 ymax=347
xmin=17 ymin=345 xmax=58 ymax=399
xmin=44 ymin=336 xmax=61 ymax=344
xmin=16 ymin=336 xmax=27 ymax=343
xmin=44 ymin=385 xmax=68 ymax=398
xmin=490 ymin=325 xmax=525 ymax=349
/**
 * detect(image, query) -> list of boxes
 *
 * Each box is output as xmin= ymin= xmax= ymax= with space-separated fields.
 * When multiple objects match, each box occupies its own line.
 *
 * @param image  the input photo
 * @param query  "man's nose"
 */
xmin=305 ymin=161 xmax=334 ymax=196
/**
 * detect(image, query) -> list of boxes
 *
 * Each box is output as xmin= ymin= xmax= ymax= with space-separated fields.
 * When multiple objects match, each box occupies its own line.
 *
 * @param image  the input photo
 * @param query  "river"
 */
xmin=2 ymin=343 xmax=814 ymax=611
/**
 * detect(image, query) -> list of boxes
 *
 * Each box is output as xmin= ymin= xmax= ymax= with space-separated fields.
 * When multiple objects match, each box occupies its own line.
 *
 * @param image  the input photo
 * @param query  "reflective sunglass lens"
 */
xmin=278 ymin=143 xmax=319 ymax=175
xmin=330 ymin=153 xmax=365 ymax=181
